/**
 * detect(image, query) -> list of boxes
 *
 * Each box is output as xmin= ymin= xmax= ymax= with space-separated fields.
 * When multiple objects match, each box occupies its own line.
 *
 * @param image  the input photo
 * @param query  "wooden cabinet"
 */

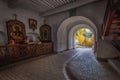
xmin=43 ymin=42 xmax=53 ymax=52
xmin=0 ymin=42 xmax=53 ymax=66
xmin=0 ymin=47 xmax=6 ymax=65
xmin=36 ymin=42 xmax=53 ymax=55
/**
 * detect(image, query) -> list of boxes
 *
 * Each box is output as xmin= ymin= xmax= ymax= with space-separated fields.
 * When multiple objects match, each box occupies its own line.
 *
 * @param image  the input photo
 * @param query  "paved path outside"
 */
xmin=66 ymin=48 xmax=120 ymax=80
xmin=0 ymin=48 xmax=119 ymax=80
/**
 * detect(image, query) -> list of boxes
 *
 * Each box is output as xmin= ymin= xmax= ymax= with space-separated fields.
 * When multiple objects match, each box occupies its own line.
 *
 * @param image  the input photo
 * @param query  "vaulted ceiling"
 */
xmin=5 ymin=0 xmax=98 ymax=16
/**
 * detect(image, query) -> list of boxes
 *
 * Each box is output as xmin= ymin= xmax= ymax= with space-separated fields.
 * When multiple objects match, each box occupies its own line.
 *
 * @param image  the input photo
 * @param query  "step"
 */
xmin=108 ymin=59 xmax=120 ymax=75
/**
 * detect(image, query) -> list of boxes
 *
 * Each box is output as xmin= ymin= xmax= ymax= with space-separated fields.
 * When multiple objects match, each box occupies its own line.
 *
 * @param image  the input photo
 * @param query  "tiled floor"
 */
xmin=0 ymin=48 xmax=119 ymax=80
xmin=0 ymin=49 xmax=78 ymax=80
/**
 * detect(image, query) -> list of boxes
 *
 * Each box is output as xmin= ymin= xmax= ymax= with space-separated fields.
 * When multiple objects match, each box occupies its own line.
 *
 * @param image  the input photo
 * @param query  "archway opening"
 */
xmin=57 ymin=16 xmax=97 ymax=52
xmin=75 ymin=28 xmax=94 ymax=48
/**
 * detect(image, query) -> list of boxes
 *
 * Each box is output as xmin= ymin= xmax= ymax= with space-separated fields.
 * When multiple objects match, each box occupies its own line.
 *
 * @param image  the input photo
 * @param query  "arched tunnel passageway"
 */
xmin=57 ymin=16 xmax=98 ymax=52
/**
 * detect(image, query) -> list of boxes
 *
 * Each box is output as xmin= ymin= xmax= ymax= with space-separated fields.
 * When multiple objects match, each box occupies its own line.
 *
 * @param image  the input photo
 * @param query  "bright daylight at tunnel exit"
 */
xmin=75 ymin=28 xmax=94 ymax=48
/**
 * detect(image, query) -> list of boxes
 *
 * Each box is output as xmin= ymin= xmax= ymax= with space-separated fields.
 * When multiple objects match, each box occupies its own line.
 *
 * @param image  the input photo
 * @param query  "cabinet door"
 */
xmin=0 ymin=47 xmax=6 ymax=65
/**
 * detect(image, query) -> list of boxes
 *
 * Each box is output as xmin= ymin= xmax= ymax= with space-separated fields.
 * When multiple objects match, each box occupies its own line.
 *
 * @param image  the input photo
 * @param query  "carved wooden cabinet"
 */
xmin=36 ymin=42 xmax=53 ymax=55
xmin=39 ymin=24 xmax=53 ymax=55
xmin=0 ymin=42 xmax=53 ymax=66
xmin=42 ymin=42 xmax=53 ymax=53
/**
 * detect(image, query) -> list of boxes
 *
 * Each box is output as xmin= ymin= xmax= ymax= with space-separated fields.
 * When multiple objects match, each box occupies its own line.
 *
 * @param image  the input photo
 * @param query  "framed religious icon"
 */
xmin=40 ymin=24 xmax=51 ymax=42
xmin=29 ymin=19 xmax=37 ymax=31
xmin=7 ymin=20 xmax=26 ymax=44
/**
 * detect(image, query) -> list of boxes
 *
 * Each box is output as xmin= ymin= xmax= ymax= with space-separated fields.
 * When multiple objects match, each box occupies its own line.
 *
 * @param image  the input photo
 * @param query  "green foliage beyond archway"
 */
xmin=75 ymin=28 xmax=94 ymax=47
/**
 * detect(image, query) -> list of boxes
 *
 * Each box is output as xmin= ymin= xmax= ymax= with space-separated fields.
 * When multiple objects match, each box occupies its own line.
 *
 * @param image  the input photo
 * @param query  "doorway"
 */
xmin=57 ymin=16 xmax=97 ymax=52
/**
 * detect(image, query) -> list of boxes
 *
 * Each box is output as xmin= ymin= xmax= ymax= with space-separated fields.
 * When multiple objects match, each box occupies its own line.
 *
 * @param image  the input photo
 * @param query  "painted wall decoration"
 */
xmin=7 ymin=20 xmax=26 ymax=44
xmin=40 ymin=24 xmax=51 ymax=42
xmin=29 ymin=19 xmax=37 ymax=31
